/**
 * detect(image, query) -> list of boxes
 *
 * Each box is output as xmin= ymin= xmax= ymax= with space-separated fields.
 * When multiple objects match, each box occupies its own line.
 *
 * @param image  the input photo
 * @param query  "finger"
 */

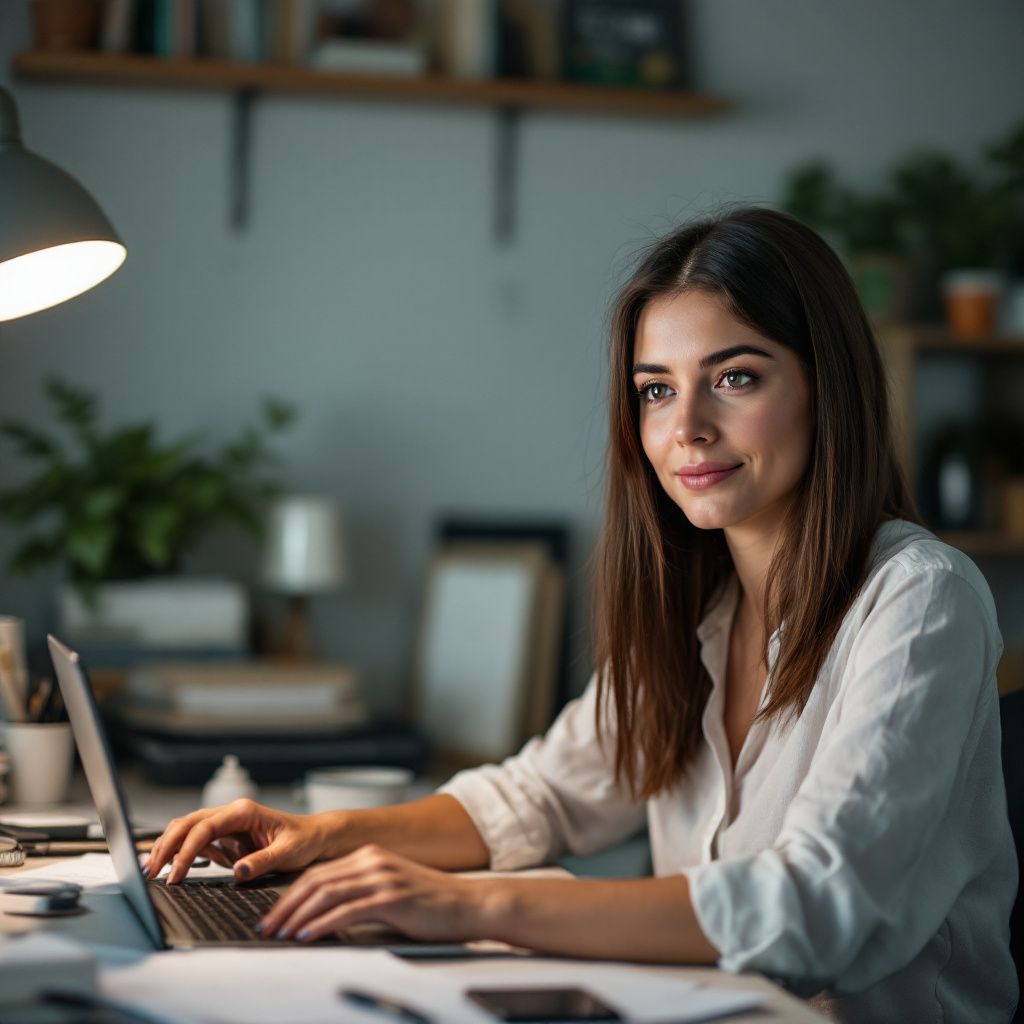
xmin=257 ymin=848 xmax=377 ymax=927
xmin=294 ymin=892 xmax=395 ymax=943
xmin=166 ymin=802 xmax=263 ymax=884
xmin=233 ymin=835 xmax=295 ymax=882
xmin=145 ymin=810 xmax=218 ymax=878
xmin=212 ymin=834 xmax=257 ymax=865
xmin=258 ymin=865 xmax=375 ymax=937
xmin=199 ymin=845 xmax=235 ymax=869
xmin=272 ymin=877 xmax=382 ymax=940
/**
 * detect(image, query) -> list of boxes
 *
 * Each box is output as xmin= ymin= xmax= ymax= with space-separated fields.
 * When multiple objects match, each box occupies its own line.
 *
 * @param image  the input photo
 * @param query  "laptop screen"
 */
xmin=47 ymin=634 xmax=165 ymax=950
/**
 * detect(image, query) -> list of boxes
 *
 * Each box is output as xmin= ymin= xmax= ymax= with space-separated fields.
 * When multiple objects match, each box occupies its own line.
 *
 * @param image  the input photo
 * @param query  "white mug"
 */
xmin=298 ymin=766 xmax=412 ymax=813
xmin=0 ymin=721 xmax=74 ymax=806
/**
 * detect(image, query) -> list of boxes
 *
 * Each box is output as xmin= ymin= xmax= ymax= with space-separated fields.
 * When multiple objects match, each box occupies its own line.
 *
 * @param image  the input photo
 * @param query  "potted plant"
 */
xmin=890 ymin=123 xmax=1024 ymax=337
xmin=780 ymin=161 xmax=912 ymax=324
xmin=0 ymin=378 xmax=296 ymax=633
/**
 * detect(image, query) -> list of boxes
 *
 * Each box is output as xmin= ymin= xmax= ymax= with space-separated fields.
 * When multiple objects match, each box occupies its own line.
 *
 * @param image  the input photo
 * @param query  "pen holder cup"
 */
xmin=0 ymin=722 xmax=74 ymax=806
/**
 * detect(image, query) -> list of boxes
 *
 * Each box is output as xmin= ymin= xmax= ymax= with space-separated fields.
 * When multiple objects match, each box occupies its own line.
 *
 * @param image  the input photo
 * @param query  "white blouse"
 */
xmin=440 ymin=520 xmax=1019 ymax=1023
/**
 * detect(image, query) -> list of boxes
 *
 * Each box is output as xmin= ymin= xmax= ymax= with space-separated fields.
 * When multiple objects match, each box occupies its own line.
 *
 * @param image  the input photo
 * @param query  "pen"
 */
xmin=0 ymin=644 xmax=26 ymax=722
xmin=339 ymin=987 xmax=433 ymax=1024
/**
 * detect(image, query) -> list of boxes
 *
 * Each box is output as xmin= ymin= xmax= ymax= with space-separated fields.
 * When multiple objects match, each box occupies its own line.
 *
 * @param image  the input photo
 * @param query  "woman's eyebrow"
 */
xmin=698 ymin=344 xmax=774 ymax=369
xmin=632 ymin=345 xmax=774 ymax=377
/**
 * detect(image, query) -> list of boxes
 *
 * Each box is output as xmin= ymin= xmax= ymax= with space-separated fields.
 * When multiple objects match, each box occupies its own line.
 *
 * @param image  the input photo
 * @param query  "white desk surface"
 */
xmin=1 ymin=771 xmax=830 ymax=1024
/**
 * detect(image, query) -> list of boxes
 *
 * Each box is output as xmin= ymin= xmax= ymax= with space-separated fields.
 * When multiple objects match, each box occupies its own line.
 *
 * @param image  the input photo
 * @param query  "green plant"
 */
xmin=889 ymin=149 xmax=1018 ymax=271
xmin=779 ymin=160 xmax=905 ymax=256
xmin=781 ymin=120 xmax=1024 ymax=272
xmin=0 ymin=378 xmax=296 ymax=602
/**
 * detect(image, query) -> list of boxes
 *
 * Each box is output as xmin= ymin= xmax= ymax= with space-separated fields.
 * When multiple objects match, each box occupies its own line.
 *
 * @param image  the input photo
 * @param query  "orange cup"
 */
xmin=942 ymin=270 xmax=1004 ymax=340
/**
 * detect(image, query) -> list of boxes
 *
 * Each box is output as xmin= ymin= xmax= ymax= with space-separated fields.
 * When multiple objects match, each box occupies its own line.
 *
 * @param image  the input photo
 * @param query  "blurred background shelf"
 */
xmin=937 ymin=532 xmax=1024 ymax=557
xmin=11 ymin=50 xmax=732 ymax=117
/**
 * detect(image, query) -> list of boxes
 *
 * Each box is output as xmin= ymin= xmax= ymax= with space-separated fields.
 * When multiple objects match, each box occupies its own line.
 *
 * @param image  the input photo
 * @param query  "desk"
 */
xmin=0 ymin=776 xmax=829 ymax=1023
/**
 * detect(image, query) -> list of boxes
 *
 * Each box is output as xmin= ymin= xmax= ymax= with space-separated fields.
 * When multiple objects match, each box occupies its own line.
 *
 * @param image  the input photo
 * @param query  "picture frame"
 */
xmin=411 ymin=542 xmax=564 ymax=770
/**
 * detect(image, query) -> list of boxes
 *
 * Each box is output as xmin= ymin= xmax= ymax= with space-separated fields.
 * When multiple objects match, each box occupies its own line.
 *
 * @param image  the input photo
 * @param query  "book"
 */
xmin=267 ymin=0 xmax=313 ymax=65
xmin=308 ymin=38 xmax=428 ymax=76
xmin=99 ymin=0 xmax=136 ymax=53
xmin=562 ymin=0 xmax=686 ymax=89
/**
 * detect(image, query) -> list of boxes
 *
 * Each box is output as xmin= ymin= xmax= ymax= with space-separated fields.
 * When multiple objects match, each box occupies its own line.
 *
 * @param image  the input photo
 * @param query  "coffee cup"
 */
xmin=297 ymin=766 xmax=412 ymax=813
xmin=0 ymin=721 xmax=74 ymax=806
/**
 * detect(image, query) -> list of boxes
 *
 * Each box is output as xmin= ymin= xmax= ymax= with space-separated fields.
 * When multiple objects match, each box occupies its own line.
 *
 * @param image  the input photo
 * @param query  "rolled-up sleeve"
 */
xmin=685 ymin=566 xmax=1005 ymax=991
xmin=439 ymin=676 xmax=647 ymax=870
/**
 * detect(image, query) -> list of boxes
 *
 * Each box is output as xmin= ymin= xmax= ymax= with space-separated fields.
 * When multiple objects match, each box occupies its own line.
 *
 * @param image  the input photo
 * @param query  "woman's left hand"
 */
xmin=258 ymin=843 xmax=491 ymax=944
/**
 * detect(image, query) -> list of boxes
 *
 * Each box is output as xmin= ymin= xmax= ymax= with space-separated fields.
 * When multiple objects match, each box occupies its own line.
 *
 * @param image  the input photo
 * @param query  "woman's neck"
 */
xmin=724 ymin=521 xmax=782 ymax=630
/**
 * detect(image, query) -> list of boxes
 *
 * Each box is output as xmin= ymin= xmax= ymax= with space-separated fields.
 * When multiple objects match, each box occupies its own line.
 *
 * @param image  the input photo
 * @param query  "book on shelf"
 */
xmin=562 ymin=0 xmax=687 ymax=89
xmin=308 ymin=38 xmax=427 ymax=76
xmin=120 ymin=660 xmax=367 ymax=733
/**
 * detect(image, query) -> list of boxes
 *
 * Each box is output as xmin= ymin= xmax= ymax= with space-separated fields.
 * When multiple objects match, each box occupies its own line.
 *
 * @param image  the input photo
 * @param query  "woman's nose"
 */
xmin=673 ymin=393 xmax=717 ymax=446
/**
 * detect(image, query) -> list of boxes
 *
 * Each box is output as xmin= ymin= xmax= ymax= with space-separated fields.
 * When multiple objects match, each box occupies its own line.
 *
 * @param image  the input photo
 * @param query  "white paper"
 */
xmin=101 ymin=948 xmax=760 ymax=1024
xmin=10 ymin=853 xmax=234 ymax=893
xmin=421 ymin=959 xmax=761 ymax=1023
xmin=103 ymin=949 xmax=467 ymax=1024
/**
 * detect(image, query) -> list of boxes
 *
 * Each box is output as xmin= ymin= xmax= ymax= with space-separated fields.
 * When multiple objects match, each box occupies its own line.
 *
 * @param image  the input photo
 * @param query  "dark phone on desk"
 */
xmin=465 ymin=986 xmax=621 ymax=1022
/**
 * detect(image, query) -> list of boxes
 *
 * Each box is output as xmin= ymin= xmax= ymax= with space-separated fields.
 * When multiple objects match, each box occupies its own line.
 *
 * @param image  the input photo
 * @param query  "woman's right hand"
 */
xmin=142 ymin=799 xmax=333 ymax=885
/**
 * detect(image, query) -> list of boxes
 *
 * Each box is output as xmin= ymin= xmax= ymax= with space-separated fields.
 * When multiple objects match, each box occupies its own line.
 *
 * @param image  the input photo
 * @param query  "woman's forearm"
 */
xmin=475 ymin=875 xmax=720 ymax=964
xmin=318 ymin=793 xmax=491 ymax=870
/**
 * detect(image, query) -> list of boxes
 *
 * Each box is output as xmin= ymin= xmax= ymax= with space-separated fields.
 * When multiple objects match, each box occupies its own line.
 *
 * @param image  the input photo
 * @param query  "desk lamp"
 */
xmin=0 ymin=86 xmax=125 ymax=321
xmin=261 ymin=496 xmax=349 ymax=661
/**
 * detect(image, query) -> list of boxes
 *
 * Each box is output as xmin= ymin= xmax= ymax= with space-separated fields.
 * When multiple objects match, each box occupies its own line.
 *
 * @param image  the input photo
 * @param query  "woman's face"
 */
xmin=633 ymin=289 xmax=812 ymax=539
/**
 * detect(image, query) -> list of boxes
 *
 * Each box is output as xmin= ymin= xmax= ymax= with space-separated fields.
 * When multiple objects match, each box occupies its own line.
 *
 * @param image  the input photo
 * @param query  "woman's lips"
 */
xmin=676 ymin=463 xmax=742 ymax=490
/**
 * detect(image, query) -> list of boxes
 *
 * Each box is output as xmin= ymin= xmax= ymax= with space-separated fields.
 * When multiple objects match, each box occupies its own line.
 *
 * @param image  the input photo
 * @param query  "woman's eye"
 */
xmin=718 ymin=369 xmax=757 ymax=390
xmin=638 ymin=382 xmax=674 ymax=403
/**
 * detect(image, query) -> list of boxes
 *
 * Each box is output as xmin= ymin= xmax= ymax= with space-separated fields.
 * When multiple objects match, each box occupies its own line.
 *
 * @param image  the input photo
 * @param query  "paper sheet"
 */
xmin=10 ymin=853 xmax=234 ymax=893
xmin=102 ymin=949 xmax=759 ymax=1024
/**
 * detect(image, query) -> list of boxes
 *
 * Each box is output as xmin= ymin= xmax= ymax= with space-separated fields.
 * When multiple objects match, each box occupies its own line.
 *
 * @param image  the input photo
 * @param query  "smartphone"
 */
xmin=465 ymin=986 xmax=622 ymax=1022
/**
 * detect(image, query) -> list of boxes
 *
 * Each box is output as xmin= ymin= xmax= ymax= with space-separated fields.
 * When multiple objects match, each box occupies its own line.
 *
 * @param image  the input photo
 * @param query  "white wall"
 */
xmin=1 ymin=1 xmax=1022 ymax=711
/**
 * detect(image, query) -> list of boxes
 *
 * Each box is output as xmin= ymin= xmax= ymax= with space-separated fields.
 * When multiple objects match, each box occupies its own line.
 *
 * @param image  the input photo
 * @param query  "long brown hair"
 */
xmin=593 ymin=207 xmax=917 ymax=799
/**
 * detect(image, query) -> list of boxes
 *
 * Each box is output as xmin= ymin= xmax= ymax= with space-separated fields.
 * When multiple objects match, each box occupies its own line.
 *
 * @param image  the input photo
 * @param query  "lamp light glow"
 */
xmin=0 ymin=87 xmax=125 ymax=321
xmin=0 ymin=239 xmax=126 ymax=322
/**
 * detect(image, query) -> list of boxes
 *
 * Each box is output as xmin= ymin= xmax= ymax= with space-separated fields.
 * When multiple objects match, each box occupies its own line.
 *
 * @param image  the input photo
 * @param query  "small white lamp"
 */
xmin=261 ymin=496 xmax=349 ymax=661
xmin=0 ymin=87 xmax=126 ymax=321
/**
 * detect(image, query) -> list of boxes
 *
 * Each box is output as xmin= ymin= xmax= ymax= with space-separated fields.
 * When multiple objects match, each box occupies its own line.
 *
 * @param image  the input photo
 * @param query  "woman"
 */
xmin=144 ymin=208 xmax=1018 ymax=1022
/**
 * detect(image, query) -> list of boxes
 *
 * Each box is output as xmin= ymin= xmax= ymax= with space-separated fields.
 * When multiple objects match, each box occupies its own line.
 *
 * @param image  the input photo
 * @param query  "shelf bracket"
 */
xmin=494 ymin=106 xmax=520 ymax=246
xmin=229 ymin=87 xmax=258 ymax=232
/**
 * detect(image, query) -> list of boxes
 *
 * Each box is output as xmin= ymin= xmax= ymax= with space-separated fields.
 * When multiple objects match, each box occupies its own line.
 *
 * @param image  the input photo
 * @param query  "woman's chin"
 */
xmin=678 ymin=501 xmax=737 ymax=531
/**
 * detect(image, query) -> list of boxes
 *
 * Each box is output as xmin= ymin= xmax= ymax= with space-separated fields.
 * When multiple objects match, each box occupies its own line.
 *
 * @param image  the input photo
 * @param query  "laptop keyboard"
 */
xmin=149 ymin=881 xmax=279 ymax=942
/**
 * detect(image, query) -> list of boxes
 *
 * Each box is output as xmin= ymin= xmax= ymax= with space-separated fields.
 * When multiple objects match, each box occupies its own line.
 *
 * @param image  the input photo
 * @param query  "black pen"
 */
xmin=339 ymin=987 xmax=433 ymax=1024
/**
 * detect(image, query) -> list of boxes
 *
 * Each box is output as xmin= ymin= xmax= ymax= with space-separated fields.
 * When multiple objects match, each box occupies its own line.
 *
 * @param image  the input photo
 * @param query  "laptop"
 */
xmin=47 ymin=634 xmax=367 ymax=949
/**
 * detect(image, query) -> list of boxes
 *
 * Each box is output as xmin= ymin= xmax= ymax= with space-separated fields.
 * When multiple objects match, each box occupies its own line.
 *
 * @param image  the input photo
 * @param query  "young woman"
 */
xmin=144 ymin=208 xmax=1018 ymax=1022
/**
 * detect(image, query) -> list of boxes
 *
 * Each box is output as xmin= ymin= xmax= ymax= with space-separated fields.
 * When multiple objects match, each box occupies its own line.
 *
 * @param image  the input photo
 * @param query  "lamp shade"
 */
xmin=0 ymin=87 xmax=126 ymax=322
xmin=262 ymin=496 xmax=349 ymax=595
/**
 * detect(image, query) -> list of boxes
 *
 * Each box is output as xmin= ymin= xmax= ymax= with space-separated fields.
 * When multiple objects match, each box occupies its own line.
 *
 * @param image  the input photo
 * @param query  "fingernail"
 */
xmin=237 ymin=863 xmax=251 ymax=879
xmin=275 ymin=929 xmax=289 ymax=941
xmin=255 ymin=921 xmax=266 ymax=934
xmin=296 ymin=928 xmax=311 ymax=942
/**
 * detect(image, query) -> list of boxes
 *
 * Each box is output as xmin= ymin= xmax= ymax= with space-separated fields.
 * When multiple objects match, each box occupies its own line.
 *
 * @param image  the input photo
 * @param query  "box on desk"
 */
xmin=109 ymin=662 xmax=430 ymax=785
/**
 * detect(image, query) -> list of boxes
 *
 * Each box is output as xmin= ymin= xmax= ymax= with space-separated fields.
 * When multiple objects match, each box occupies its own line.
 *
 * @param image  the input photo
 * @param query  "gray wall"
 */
xmin=1 ymin=2 xmax=1023 ymax=713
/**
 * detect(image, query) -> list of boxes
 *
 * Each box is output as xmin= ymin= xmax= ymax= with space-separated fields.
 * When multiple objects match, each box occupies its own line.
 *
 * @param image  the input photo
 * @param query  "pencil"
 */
xmin=28 ymin=677 xmax=52 ymax=722
xmin=0 ymin=645 xmax=26 ymax=723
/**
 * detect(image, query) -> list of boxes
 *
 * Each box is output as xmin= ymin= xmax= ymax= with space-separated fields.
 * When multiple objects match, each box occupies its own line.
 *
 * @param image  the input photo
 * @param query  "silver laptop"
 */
xmin=47 ymin=634 xmax=359 ymax=949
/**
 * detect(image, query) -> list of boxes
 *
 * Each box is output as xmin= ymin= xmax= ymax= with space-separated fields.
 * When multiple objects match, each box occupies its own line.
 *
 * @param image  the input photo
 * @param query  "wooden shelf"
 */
xmin=12 ymin=50 xmax=732 ymax=118
xmin=878 ymin=323 xmax=1024 ymax=355
xmin=937 ymin=531 xmax=1024 ymax=557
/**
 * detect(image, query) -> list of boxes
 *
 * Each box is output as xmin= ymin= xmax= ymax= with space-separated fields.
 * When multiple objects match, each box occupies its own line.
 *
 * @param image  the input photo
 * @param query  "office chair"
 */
xmin=1001 ymin=687 xmax=1024 ymax=1023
